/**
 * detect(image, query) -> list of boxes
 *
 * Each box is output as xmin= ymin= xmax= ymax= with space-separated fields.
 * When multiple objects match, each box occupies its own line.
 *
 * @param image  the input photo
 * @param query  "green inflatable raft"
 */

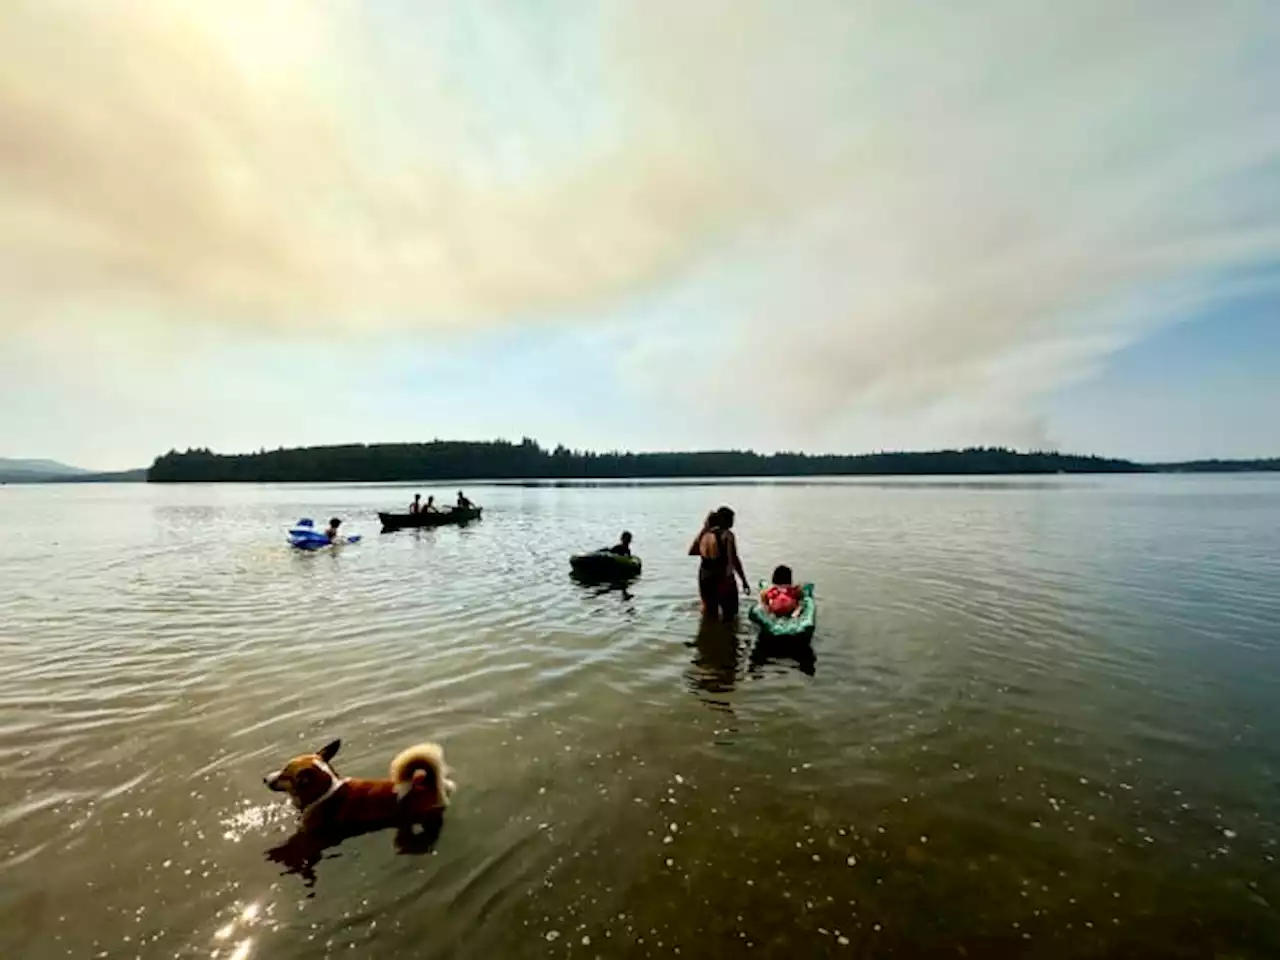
xmin=749 ymin=581 xmax=816 ymax=637
xmin=569 ymin=550 xmax=642 ymax=581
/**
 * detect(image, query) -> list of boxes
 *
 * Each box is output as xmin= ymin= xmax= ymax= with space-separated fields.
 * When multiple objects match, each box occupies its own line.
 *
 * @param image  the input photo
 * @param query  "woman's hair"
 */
xmin=329 ymin=517 xmax=342 ymax=527
xmin=714 ymin=506 xmax=735 ymax=529
xmin=771 ymin=565 xmax=792 ymax=585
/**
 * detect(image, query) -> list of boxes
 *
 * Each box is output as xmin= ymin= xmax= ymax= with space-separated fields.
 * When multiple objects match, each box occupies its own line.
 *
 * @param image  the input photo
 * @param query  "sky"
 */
xmin=1 ymin=0 xmax=1278 ymax=470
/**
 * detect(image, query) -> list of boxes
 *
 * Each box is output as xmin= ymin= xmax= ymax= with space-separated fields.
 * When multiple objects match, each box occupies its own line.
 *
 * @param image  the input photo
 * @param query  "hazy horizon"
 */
xmin=2 ymin=1 xmax=1279 ymax=470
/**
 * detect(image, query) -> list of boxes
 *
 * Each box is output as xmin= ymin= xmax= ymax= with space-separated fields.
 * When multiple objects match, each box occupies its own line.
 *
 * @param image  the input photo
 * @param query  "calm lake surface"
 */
xmin=1 ymin=477 xmax=1278 ymax=959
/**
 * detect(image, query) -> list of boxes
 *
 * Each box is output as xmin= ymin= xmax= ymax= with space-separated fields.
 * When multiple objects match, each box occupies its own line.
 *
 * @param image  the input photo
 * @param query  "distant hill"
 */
xmin=0 ymin=458 xmax=145 ymax=484
xmin=0 ymin=458 xmax=88 ymax=482
xmin=0 ymin=457 xmax=88 ymax=478
xmin=1150 ymin=458 xmax=1280 ymax=473
xmin=52 ymin=468 xmax=148 ymax=484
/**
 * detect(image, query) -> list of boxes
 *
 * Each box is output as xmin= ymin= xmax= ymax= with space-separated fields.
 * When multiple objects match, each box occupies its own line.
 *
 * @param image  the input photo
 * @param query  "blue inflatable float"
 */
xmin=287 ymin=518 xmax=360 ymax=550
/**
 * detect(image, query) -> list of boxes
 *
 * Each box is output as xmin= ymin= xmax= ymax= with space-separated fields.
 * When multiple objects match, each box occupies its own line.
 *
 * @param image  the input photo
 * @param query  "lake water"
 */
xmin=1 ymin=477 xmax=1278 ymax=959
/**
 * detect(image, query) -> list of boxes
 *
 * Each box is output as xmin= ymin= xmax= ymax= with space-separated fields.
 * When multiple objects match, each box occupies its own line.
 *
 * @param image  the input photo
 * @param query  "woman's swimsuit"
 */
xmin=698 ymin=528 xmax=738 ymax=617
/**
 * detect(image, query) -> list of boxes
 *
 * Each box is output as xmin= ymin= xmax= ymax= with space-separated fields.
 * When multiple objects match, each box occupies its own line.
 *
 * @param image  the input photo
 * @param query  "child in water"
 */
xmin=324 ymin=517 xmax=343 ymax=541
xmin=607 ymin=531 xmax=633 ymax=556
xmin=761 ymin=565 xmax=803 ymax=617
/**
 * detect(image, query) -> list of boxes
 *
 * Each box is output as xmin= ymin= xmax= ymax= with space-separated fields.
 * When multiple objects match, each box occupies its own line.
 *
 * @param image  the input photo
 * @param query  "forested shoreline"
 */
xmin=145 ymin=440 xmax=1279 ymax=483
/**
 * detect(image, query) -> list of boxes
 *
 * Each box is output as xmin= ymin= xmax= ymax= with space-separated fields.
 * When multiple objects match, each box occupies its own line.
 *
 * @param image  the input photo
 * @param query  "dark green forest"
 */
xmin=139 ymin=439 xmax=1273 ymax=483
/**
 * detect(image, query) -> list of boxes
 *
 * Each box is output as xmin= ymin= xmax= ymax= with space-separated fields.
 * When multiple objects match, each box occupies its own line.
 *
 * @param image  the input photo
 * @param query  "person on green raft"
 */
xmin=605 ymin=531 xmax=633 ymax=556
xmin=760 ymin=565 xmax=804 ymax=617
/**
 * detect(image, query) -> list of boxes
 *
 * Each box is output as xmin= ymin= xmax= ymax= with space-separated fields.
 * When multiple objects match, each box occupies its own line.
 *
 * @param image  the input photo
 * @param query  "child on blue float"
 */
xmin=760 ymin=564 xmax=803 ymax=617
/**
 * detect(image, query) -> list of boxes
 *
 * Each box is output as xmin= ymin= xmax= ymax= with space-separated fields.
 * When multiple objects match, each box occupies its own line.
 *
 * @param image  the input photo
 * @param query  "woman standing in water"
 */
xmin=689 ymin=506 xmax=750 ymax=619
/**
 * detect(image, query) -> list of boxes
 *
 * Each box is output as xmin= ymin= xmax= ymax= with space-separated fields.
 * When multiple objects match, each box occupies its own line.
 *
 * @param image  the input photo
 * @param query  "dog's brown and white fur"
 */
xmin=265 ymin=739 xmax=455 ymax=833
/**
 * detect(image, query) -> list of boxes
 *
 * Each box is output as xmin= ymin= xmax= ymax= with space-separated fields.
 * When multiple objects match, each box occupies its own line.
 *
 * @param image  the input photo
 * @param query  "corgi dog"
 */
xmin=264 ymin=739 xmax=455 ymax=834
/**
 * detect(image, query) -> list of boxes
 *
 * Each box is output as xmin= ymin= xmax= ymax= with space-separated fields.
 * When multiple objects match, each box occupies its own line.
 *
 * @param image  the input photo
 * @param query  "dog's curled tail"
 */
xmin=389 ymin=742 xmax=455 ymax=807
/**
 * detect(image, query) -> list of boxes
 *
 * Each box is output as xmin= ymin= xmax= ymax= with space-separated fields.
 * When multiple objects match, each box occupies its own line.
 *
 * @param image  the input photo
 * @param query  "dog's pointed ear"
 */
xmin=318 ymin=739 xmax=341 ymax=762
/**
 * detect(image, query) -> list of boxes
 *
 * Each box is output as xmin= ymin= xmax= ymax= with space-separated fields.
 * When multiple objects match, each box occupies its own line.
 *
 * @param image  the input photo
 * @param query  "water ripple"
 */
xmin=0 ymin=477 xmax=1278 ymax=958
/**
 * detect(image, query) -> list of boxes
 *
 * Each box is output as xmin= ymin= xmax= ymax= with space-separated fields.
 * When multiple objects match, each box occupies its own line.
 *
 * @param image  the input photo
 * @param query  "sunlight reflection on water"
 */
xmin=0 ymin=477 xmax=1278 ymax=958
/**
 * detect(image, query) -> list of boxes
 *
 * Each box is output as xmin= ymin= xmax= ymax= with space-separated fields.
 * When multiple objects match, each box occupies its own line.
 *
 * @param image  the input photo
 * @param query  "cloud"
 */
xmin=0 ymin=0 xmax=770 ymax=331
xmin=2 ymin=0 xmax=1279 ymax=451
xmin=612 ymin=0 xmax=1280 ymax=447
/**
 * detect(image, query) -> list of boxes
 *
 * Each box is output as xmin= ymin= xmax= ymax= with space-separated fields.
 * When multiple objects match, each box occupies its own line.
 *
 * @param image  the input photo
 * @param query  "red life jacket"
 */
xmin=765 ymin=584 xmax=801 ymax=616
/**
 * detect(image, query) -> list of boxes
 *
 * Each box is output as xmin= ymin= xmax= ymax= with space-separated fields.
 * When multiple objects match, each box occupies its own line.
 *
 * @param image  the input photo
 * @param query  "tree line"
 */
xmin=146 ymin=439 xmax=1176 ymax=482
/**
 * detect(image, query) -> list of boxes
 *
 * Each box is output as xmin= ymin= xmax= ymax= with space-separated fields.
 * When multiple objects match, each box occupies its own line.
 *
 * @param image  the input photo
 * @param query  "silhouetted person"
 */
xmin=694 ymin=507 xmax=748 ymax=619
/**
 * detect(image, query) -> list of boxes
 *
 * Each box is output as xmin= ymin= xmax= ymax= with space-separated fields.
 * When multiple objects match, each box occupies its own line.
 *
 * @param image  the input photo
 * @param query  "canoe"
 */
xmin=378 ymin=506 xmax=483 ymax=531
xmin=569 ymin=550 xmax=642 ymax=580
xmin=749 ymin=581 xmax=816 ymax=637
